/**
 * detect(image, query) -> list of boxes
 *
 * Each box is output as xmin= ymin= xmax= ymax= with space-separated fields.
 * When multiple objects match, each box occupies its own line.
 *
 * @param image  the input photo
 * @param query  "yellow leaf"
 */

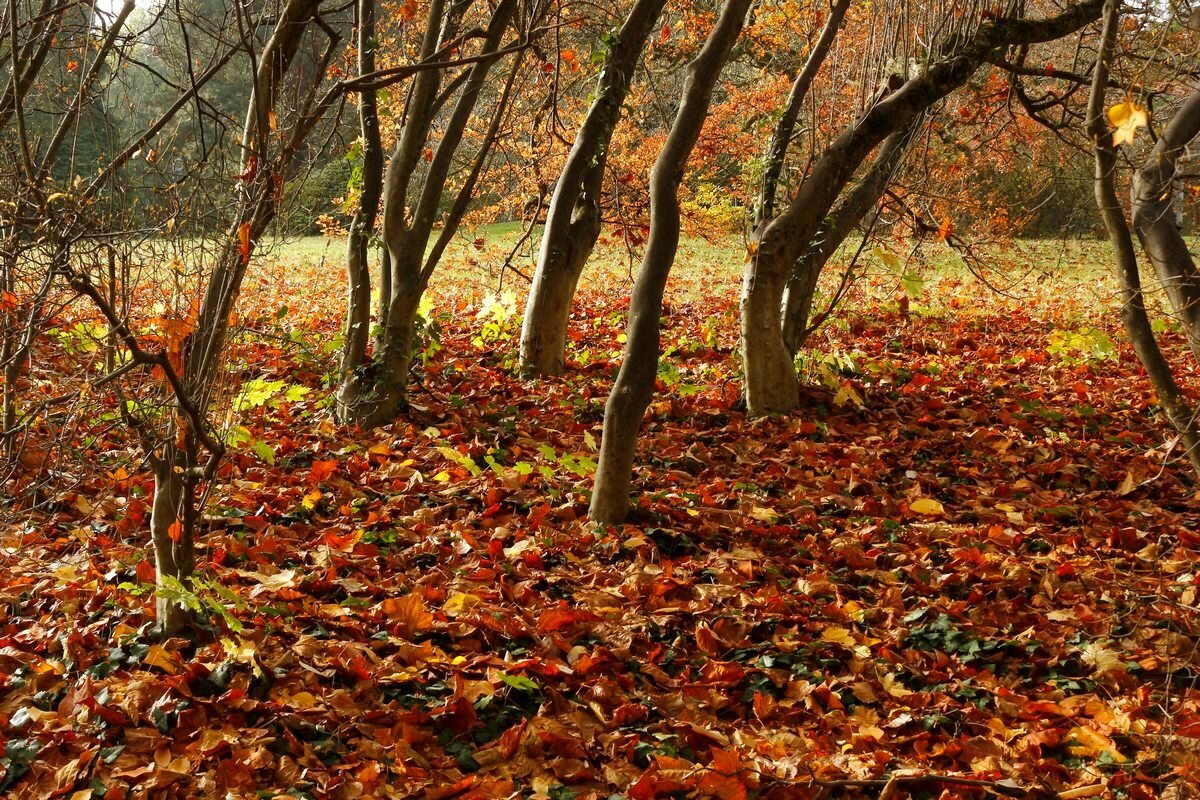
xmin=287 ymin=691 xmax=319 ymax=709
xmin=302 ymin=489 xmax=323 ymax=510
xmin=833 ymin=382 xmax=864 ymax=408
xmin=1067 ymin=725 xmax=1126 ymax=762
xmin=143 ymin=644 xmax=179 ymax=674
xmin=910 ymin=498 xmax=945 ymax=516
xmin=1107 ymin=100 xmax=1149 ymax=147
xmin=821 ymin=626 xmax=856 ymax=647
xmin=443 ymin=592 xmax=482 ymax=617
xmin=749 ymin=506 xmax=779 ymax=524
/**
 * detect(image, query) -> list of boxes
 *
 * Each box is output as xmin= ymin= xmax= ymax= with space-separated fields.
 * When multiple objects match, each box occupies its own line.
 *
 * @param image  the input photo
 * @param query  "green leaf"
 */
xmin=501 ymin=674 xmax=539 ymax=692
xmin=252 ymin=440 xmax=276 ymax=465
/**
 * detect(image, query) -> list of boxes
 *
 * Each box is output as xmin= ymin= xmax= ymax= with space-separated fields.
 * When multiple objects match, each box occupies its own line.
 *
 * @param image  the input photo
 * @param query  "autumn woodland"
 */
xmin=4 ymin=0 xmax=1200 ymax=797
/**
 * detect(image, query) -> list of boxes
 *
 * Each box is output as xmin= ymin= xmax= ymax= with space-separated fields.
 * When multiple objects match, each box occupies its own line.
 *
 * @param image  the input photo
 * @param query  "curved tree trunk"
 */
xmin=1089 ymin=0 xmax=1200 ymax=476
xmin=519 ymin=0 xmax=666 ymax=378
xmin=337 ymin=0 xmax=383 ymax=420
xmin=780 ymin=121 xmax=919 ymax=353
xmin=742 ymin=0 xmax=1103 ymax=417
xmin=1131 ymin=88 xmax=1200 ymax=363
xmin=590 ymin=0 xmax=753 ymax=525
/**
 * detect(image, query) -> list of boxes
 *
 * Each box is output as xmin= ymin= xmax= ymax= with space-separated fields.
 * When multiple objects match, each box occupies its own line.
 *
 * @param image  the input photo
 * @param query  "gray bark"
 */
xmin=1090 ymin=0 xmax=1200 ymax=476
xmin=519 ymin=0 xmax=666 ymax=377
xmin=337 ymin=0 xmax=383 ymax=419
xmin=1131 ymin=88 xmax=1200 ymax=362
xmin=151 ymin=454 xmax=193 ymax=636
xmin=590 ymin=0 xmax=753 ymax=525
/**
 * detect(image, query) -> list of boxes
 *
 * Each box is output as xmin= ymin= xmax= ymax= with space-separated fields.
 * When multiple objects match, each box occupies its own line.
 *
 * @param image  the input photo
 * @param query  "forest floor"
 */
xmin=2 ymin=235 xmax=1200 ymax=799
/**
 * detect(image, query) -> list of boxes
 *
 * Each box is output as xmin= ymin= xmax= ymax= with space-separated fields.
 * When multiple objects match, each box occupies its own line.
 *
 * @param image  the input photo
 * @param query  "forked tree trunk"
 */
xmin=741 ymin=0 xmax=1103 ymax=417
xmin=590 ymin=0 xmax=753 ymax=525
xmin=339 ymin=0 xmax=520 ymax=427
xmin=519 ymin=0 xmax=666 ymax=377
xmin=1089 ymin=0 xmax=1200 ymax=476
xmin=780 ymin=122 xmax=919 ymax=353
xmin=1131 ymin=88 xmax=1200 ymax=363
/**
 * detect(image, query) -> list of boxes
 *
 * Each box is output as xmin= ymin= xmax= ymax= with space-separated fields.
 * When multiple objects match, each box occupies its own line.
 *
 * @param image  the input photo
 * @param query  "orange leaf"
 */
xmin=309 ymin=459 xmax=337 ymax=483
xmin=537 ymin=606 xmax=600 ymax=632
xmin=167 ymin=520 xmax=183 ymax=543
xmin=699 ymin=749 xmax=747 ymax=800
xmin=937 ymin=217 xmax=954 ymax=242
xmin=238 ymin=223 xmax=251 ymax=265
xmin=380 ymin=594 xmax=433 ymax=638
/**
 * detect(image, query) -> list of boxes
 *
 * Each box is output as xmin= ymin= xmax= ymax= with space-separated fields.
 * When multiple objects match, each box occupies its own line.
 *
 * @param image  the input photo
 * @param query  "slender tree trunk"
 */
xmin=1131 ymin=88 xmax=1200 ymax=363
xmin=754 ymin=0 xmax=851 ymax=229
xmin=146 ymin=0 xmax=326 ymax=631
xmin=1 ymin=248 xmax=15 ymax=459
xmin=519 ymin=0 xmax=666 ymax=377
xmin=1089 ymin=0 xmax=1200 ymax=476
xmin=590 ymin=0 xmax=752 ymax=525
xmin=337 ymin=0 xmax=383 ymax=420
xmin=340 ymin=0 xmax=519 ymax=428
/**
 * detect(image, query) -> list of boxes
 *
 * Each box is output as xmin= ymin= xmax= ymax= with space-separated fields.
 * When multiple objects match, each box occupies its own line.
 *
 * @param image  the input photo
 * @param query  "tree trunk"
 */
xmin=590 ymin=0 xmax=752 ymax=525
xmin=337 ymin=0 xmax=383 ymax=421
xmin=340 ymin=0 xmax=520 ymax=428
xmin=150 ymin=452 xmax=194 ymax=636
xmin=742 ymin=0 xmax=1102 ymax=417
xmin=1131 ymin=88 xmax=1200 ymax=363
xmin=145 ymin=0 xmax=327 ymax=633
xmin=338 ymin=270 xmax=421 ymax=428
xmin=740 ymin=254 xmax=799 ymax=414
xmin=780 ymin=122 xmax=919 ymax=353
xmin=1089 ymin=0 xmax=1200 ymax=476
xmin=754 ymin=0 xmax=851 ymax=229
xmin=519 ymin=0 xmax=666 ymax=377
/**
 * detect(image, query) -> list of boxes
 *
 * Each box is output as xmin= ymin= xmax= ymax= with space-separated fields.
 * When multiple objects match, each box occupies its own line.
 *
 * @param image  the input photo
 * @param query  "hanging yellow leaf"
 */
xmin=1107 ymin=100 xmax=1149 ymax=147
